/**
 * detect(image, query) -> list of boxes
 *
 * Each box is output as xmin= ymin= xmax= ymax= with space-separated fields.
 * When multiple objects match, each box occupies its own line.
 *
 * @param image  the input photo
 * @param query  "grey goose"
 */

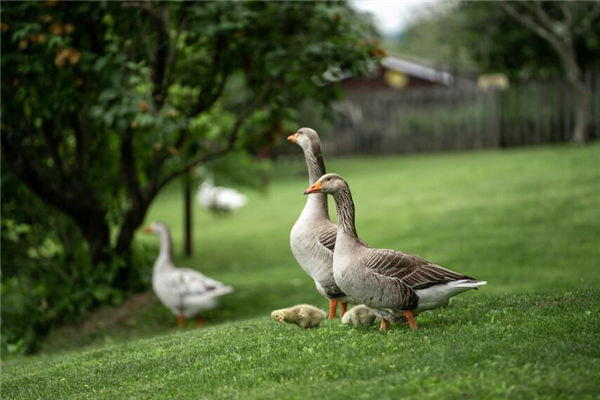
xmin=287 ymin=128 xmax=350 ymax=319
xmin=304 ymin=174 xmax=487 ymax=331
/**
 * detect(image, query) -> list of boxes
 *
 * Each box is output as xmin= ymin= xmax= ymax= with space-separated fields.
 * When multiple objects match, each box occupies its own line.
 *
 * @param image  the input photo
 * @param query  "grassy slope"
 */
xmin=3 ymin=144 xmax=600 ymax=399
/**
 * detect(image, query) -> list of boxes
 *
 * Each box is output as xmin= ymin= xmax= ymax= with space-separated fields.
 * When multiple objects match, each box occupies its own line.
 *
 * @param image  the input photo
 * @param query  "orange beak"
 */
xmin=287 ymin=132 xmax=298 ymax=143
xmin=304 ymin=180 xmax=323 ymax=194
xmin=144 ymin=226 xmax=153 ymax=234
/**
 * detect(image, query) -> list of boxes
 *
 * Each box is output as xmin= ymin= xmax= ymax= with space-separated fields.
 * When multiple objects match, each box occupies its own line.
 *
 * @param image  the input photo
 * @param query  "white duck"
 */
xmin=287 ymin=128 xmax=351 ymax=319
xmin=145 ymin=221 xmax=233 ymax=326
xmin=305 ymin=174 xmax=487 ymax=331
xmin=196 ymin=178 xmax=247 ymax=214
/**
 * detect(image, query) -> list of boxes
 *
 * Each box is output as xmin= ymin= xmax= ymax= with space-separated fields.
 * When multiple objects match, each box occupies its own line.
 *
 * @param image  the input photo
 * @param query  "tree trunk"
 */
xmin=1 ymin=132 xmax=113 ymax=266
xmin=500 ymin=3 xmax=592 ymax=144
xmin=184 ymin=170 xmax=193 ymax=257
xmin=556 ymin=43 xmax=590 ymax=144
xmin=71 ymin=207 xmax=112 ymax=265
xmin=568 ymin=77 xmax=591 ymax=144
xmin=113 ymin=197 xmax=154 ymax=290
xmin=115 ymin=200 xmax=150 ymax=256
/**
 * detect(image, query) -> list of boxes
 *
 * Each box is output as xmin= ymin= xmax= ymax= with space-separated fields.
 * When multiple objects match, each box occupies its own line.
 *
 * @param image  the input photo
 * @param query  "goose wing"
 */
xmin=167 ymin=268 xmax=233 ymax=298
xmin=360 ymin=249 xmax=472 ymax=310
xmin=363 ymin=249 xmax=473 ymax=291
xmin=317 ymin=222 xmax=337 ymax=253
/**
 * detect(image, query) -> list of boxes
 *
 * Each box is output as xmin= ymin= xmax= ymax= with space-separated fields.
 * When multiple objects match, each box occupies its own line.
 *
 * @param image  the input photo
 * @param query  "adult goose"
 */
xmin=287 ymin=128 xmax=349 ymax=319
xmin=145 ymin=221 xmax=233 ymax=327
xmin=197 ymin=178 xmax=248 ymax=214
xmin=304 ymin=174 xmax=486 ymax=331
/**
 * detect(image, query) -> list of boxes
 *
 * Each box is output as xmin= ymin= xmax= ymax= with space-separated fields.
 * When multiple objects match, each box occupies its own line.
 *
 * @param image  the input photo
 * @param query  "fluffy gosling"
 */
xmin=271 ymin=304 xmax=327 ymax=329
xmin=341 ymin=305 xmax=377 ymax=326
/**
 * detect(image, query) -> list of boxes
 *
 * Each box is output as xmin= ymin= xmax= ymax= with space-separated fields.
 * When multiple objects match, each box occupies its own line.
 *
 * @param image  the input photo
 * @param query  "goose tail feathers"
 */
xmin=212 ymin=285 xmax=234 ymax=296
xmin=451 ymin=279 xmax=487 ymax=289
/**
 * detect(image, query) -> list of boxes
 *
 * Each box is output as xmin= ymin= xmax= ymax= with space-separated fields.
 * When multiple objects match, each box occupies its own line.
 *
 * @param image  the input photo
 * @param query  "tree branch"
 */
xmin=120 ymin=127 xmax=143 ymax=204
xmin=155 ymin=83 xmax=272 ymax=191
xmin=501 ymin=2 xmax=556 ymax=45
xmin=72 ymin=87 xmax=95 ymax=171
xmin=72 ymin=114 xmax=86 ymax=169
xmin=2 ymin=128 xmax=62 ymax=207
xmin=574 ymin=2 xmax=600 ymax=36
xmin=164 ymin=14 xmax=188 ymax=96
xmin=2 ymin=127 xmax=110 ymax=263
xmin=126 ymin=1 xmax=171 ymax=111
xmin=189 ymin=33 xmax=228 ymax=116
xmin=140 ymin=36 xmax=230 ymax=190
xmin=149 ymin=4 xmax=170 ymax=111
xmin=143 ymin=124 xmax=189 ymax=199
xmin=40 ymin=120 xmax=65 ymax=180
xmin=521 ymin=1 xmax=557 ymax=34
xmin=559 ymin=2 xmax=572 ymax=28
xmin=501 ymin=2 xmax=569 ymax=57
xmin=134 ymin=12 xmax=153 ymax=62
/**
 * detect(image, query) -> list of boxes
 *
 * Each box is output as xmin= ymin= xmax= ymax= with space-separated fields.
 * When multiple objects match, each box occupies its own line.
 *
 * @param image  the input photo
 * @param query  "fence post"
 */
xmin=488 ymin=89 xmax=501 ymax=148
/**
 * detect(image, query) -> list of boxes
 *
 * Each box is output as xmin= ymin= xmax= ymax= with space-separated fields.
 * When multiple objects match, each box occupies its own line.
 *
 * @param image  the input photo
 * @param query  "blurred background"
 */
xmin=2 ymin=1 xmax=599 ymax=357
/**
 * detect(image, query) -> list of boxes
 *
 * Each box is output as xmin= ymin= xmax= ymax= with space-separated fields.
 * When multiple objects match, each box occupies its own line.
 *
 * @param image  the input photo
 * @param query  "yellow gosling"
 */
xmin=271 ymin=304 xmax=327 ymax=329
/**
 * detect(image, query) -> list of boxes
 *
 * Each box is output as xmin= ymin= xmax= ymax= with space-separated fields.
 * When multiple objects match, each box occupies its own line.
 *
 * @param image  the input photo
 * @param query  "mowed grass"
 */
xmin=3 ymin=143 xmax=600 ymax=399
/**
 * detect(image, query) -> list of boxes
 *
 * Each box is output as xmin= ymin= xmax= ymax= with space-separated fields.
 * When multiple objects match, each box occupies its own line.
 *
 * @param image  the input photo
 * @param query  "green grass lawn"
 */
xmin=3 ymin=143 xmax=600 ymax=399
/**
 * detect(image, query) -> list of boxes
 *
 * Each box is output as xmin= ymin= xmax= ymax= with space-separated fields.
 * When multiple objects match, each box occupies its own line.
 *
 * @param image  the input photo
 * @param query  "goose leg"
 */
xmin=328 ymin=299 xmax=338 ymax=319
xmin=177 ymin=315 xmax=185 ymax=327
xmin=340 ymin=302 xmax=348 ymax=317
xmin=379 ymin=318 xmax=389 ymax=331
xmin=196 ymin=316 xmax=204 ymax=327
xmin=403 ymin=310 xmax=418 ymax=331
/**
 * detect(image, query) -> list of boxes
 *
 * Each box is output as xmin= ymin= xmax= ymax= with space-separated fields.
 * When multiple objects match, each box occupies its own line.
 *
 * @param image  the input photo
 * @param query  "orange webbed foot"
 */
xmin=340 ymin=302 xmax=348 ymax=317
xmin=379 ymin=318 xmax=389 ymax=331
xmin=328 ymin=299 xmax=338 ymax=319
xmin=403 ymin=310 xmax=417 ymax=331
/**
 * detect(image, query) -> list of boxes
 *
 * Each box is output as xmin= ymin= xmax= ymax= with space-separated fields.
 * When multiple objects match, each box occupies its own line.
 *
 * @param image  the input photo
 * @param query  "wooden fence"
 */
xmin=317 ymin=72 xmax=600 ymax=155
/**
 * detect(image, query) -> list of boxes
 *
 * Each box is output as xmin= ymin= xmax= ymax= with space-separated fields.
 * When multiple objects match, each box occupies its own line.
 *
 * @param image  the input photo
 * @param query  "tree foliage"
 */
xmin=396 ymin=2 xmax=600 ymax=78
xmin=458 ymin=2 xmax=600 ymax=79
xmin=1 ymin=1 xmax=380 ymax=354
xmin=503 ymin=1 xmax=599 ymax=143
xmin=388 ymin=4 xmax=476 ymax=70
xmin=395 ymin=1 xmax=600 ymax=143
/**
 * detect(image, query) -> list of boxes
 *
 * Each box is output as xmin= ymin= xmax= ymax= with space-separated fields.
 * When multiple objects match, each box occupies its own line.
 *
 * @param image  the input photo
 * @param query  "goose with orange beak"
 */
xmin=145 ymin=221 xmax=233 ymax=327
xmin=305 ymin=173 xmax=487 ymax=331
xmin=287 ymin=128 xmax=351 ymax=319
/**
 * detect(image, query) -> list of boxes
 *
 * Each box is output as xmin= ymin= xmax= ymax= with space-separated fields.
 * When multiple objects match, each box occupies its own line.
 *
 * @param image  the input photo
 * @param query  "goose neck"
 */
xmin=303 ymin=142 xmax=328 ymax=212
xmin=302 ymin=192 xmax=329 ymax=220
xmin=303 ymin=142 xmax=326 ymax=185
xmin=332 ymin=187 xmax=359 ymax=240
xmin=157 ymin=228 xmax=173 ymax=262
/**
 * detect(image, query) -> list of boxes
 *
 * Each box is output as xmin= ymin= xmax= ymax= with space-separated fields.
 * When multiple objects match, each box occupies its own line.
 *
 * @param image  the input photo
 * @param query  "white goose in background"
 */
xmin=145 ymin=221 xmax=233 ymax=327
xmin=304 ymin=174 xmax=487 ymax=331
xmin=287 ymin=128 xmax=352 ymax=319
xmin=196 ymin=178 xmax=247 ymax=214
